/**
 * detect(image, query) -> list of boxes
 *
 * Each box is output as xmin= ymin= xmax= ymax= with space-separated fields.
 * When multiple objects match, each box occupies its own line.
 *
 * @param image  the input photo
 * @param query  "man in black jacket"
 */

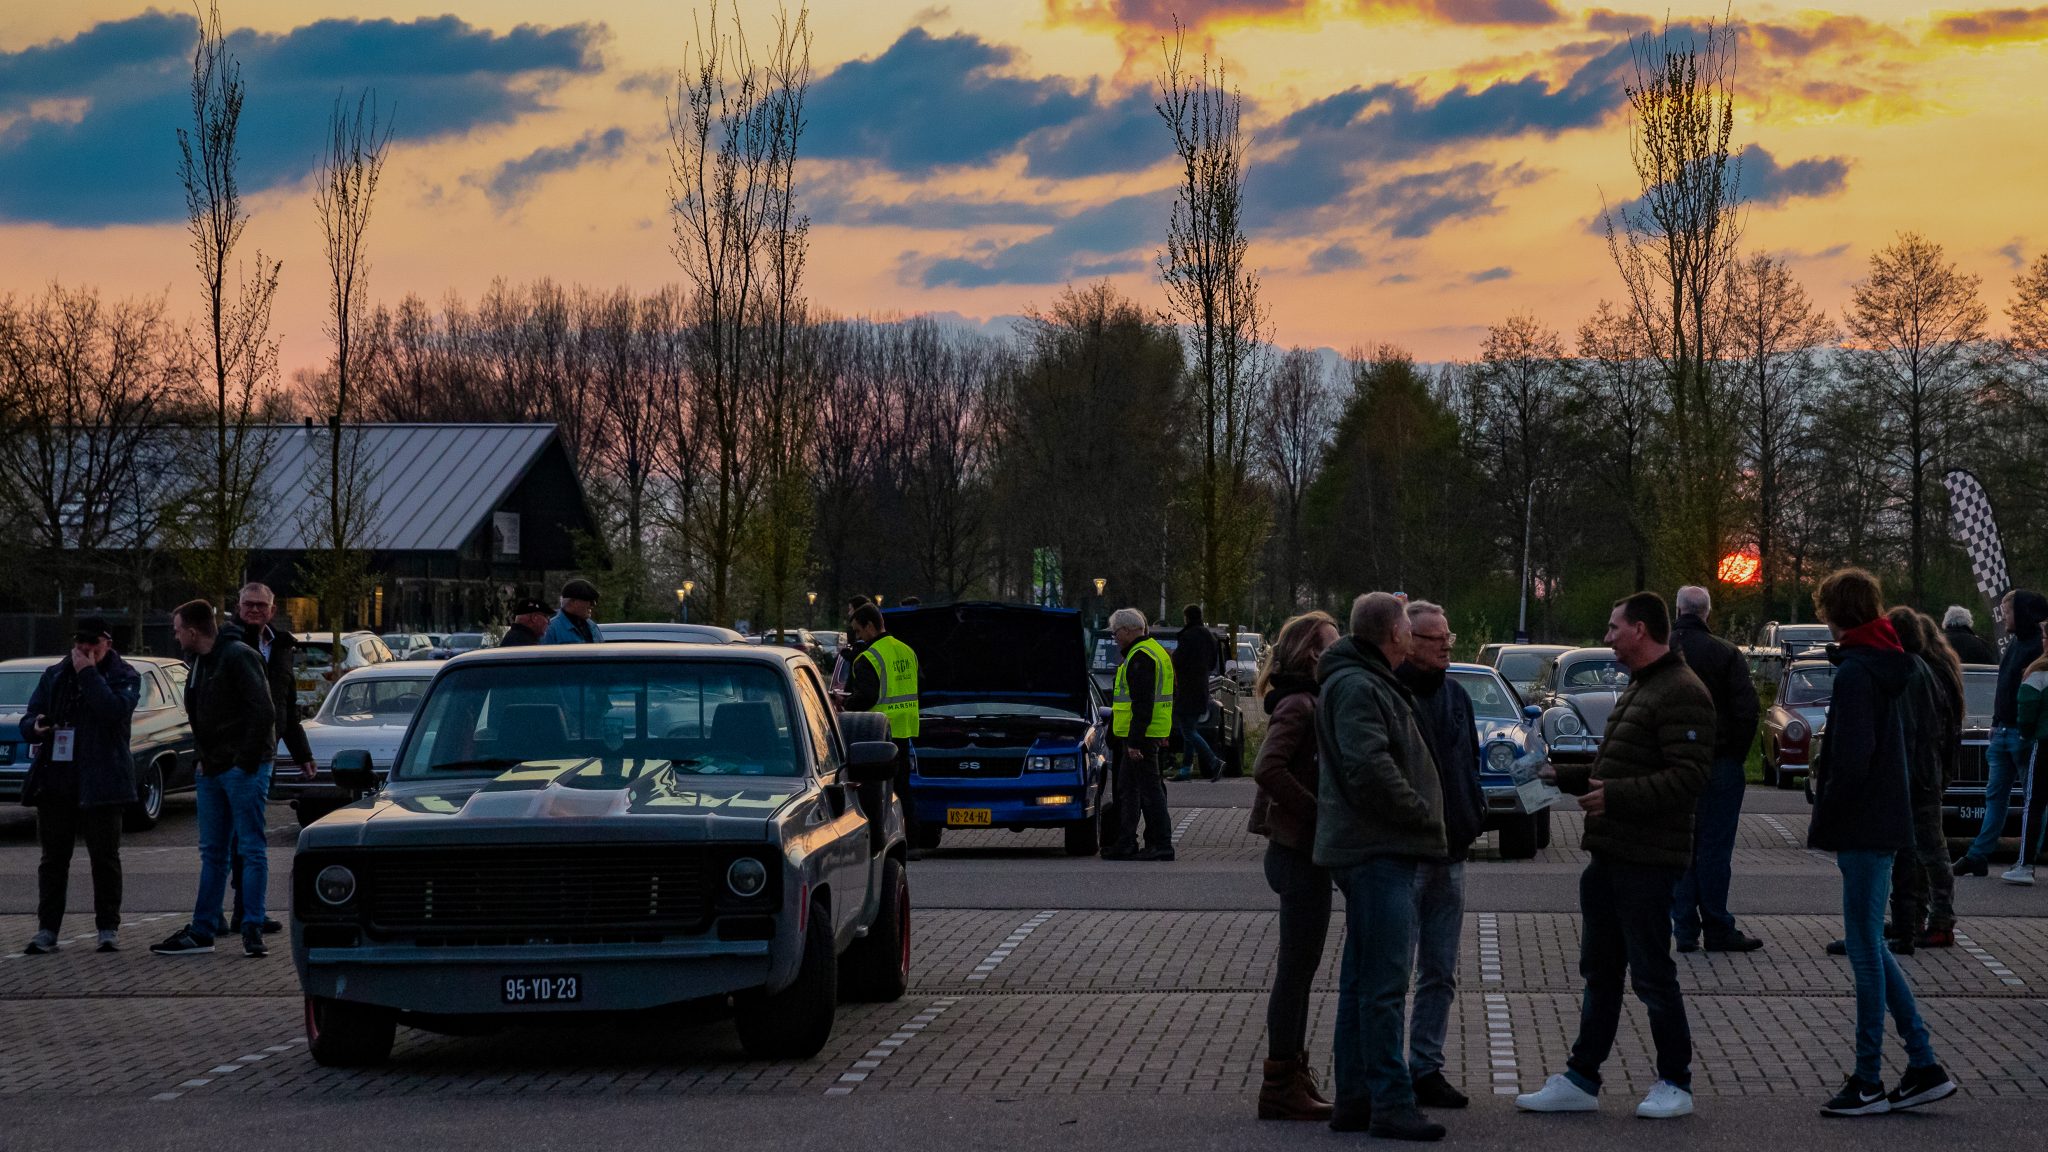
xmin=1956 ymin=588 xmax=2048 ymax=876
xmin=1173 ymin=605 xmax=1222 ymax=780
xmin=220 ymin=583 xmax=314 ymax=934
xmin=1396 ymin=600 xmax=1484 ymax=1111
xmin=1667 ymin=586 xmax=1763 ymax=953
xmin=1940 ymin=605 xmax=1999 ymax=666
xmin=499 ymin=597 xmax=550 ymax=647
xmin=152 ymin=600 xmax=276 ymax=959
xmin=18 ymin=617 xmax=140 ymax=955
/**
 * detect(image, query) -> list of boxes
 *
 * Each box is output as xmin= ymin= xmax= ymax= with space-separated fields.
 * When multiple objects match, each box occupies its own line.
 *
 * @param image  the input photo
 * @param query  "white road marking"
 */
xmin=148 ymin=1038 xmax=306 ymax=1101
xmin=1484 ymin=989 xmax=1520 ymax=1096
xmin=1172 ymin=809 xmax=1201 ymax=841
xmin=1476 ymin=912 xmax=1504 ymax=985
xmin=825 ymin=999 xmax=959 ymax=1096
xmin=1954 ymin=930 xmax=2027 ymax=988
xmin=967 ymin=910 xmax=1056 ymax=982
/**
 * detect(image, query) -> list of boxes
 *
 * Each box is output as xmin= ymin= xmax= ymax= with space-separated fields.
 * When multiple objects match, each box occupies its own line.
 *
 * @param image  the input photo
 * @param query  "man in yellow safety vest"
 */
xmin=1105 ymin=607 xmax=1176 ymax=861
xmin=846 ymin=602 xmax=922 ymax=850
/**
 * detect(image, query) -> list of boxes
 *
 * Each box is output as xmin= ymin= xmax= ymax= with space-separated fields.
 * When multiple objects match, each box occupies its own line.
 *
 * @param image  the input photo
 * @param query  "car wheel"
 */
xmin=1760 ymin=753 xmax=1779 ymax=788
xmin=911 ymin=825 xmax=942 ymax=852
xmin=122 ymin=758 xmax=167 ymax=832
xmin=1535 ymin=808 xmax=1552 ymax=850
xmin=1497 ymin=815 xmax=1539 ymax=860
xmin=1064 ymin=814 xmax=1099 ymax=856
xmin=1776 ymin=766 xmax=1802 ymax=790
xmin=839 ymin=712 xmax=892 ymax=745
xmin=841 ymin=858 xmax=910 ymax=1002
xmin=305 ymin=995 xmax=396 ymax=1067
xmin=1095 ymin=795 xmax=1119 ymax=855
xmin=736 ymin=897 xmax=838 ymax=1059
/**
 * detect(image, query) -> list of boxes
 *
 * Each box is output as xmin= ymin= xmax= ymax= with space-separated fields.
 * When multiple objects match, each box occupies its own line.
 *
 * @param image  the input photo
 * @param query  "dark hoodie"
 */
xmin=1808 ymin=618 xmax=1915 ymax=853
xmin=1397 ymin=664 xmax=1487 ymax=861
xmin=1311 ymin=636 xmax=1445 ymax=866
xmin=1994 ymin=590 xmax=2048 ymax=729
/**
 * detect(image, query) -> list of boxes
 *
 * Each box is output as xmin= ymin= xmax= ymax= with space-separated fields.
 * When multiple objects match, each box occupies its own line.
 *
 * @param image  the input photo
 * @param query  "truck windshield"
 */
xmin=0 ymin=669 xmax=40 ymax=708
xmin=394 ymin=661 xmax=801 ymax=779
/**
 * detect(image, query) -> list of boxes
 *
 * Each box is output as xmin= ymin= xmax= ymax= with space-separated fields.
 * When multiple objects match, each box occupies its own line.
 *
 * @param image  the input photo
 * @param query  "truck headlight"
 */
xmin=1486 ymin=744 xmax=1516 ymax=773
xmin=315 ymin=865 xmax=357 ymax=906
xmin=1028 ymin=755 xmax=1075 ymax=772
xmin=726 ymin=857 xmax=768 ymax=898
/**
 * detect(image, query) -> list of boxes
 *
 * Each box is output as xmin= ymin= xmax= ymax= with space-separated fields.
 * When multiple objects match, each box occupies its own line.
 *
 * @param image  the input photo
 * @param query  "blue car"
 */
xmin=886 ymin=602 xmax=1113 ymax=857
xmin=1449 ymin=661 xmax=1551 ymax=860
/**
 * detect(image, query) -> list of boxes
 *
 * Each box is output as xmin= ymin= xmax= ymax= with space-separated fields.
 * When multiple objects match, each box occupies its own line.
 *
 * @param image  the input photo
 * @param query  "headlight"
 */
xmin=726 ymin=857 xmax=768 ymax=898
xmin=1785 ymin=719 xmax=1809 ymax=743
xmin=1556 ymin=712 xmax=1584 ymax=736
xmin=1027 ymin=755 xmax=1051 ymax=772
xmin=315 ymin=865 xmax=356 ymax=906
xmin=1486 ymin=743 xmax=1516 ymax=772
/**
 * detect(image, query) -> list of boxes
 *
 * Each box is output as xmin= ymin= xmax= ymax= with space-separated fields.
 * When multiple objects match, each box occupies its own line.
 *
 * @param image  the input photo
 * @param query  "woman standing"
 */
xmin=1248 ymin=610 xmax=1341 ymax=1122
xmin=1809 ymin=570 xmax=1954 ymax=1116
xmin=1884 ymin=610 xmax=1960 ymax=951
xmin=2010 ymin=618 xmax=2048 ymax=883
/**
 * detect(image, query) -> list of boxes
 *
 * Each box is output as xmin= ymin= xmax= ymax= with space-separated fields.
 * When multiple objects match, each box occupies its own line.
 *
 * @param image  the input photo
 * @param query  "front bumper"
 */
xmin=294 ymin=935 xmax=778 ymax=1014
xmin=911 ymin=773 xmax=1091 ymax=829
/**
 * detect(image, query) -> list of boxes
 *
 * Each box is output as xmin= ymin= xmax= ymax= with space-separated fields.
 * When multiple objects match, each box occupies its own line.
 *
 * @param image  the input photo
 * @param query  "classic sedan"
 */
xmin=1449 ymin=662 xmax=1552 ymax=859
xmin=1940 ymin=665 xmax=2000 ymax=838
xmin=1531 ymin=648 xmax=1629 ymax=767
xmin=1477 ymin=643 xmax=1573 ymax=702
xmin=271 ymin=662 xmax=437 ymax=826
xmin=1760 ymin=659 xmax=1833 ymax=788
xmin=1755 ymin=621 xmax=1833 ymax=658
xmin=604 ymin=622 xmax=747 ymax=645
xmin=293 ymin=644 xmax=907 ymax=1067
xmin=0 ymin=655 xmax=197 ymax=831
xmin=295 ymin=631 xmax=395 ymax=709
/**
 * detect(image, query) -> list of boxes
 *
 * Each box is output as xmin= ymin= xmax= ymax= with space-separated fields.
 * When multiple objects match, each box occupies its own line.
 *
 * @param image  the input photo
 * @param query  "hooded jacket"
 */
xmin=220 ymin=618 xmax=314 ymax=766
xmin=1249 ymin=672 xmax=1319 ymax=851
xmin=1397 ymin=663 xmax=1487 ymax=861
xmin=1808 ymin=619 xmax=1915 ymax=853
xmin=1669 ymin=612 xmax=1760 ymax=760
xmin=1311 ymin=636 xmax=1445 ymax=866
xmin=1551 ymin=649 xmax=1714 ymax=869
xmin=18 ymin=651 xmax=141 ymax=809
xmin=1993 ymin=590 xmax=2048 ymax=729
xmin=1172 ymin=622 xmax=1219 ymax=724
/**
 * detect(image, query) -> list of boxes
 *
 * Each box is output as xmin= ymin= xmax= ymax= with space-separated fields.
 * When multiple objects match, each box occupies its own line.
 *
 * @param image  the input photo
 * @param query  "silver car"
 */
xmin=1531 ymin=647 xmax=1629 ymax=767
xmin=271 ymin=663 xmax=436 ymax=826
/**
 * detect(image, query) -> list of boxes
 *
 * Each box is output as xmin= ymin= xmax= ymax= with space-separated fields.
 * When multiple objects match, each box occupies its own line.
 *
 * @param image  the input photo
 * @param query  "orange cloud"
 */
xmin=1044 ymin=0 xmax=1563 ymax=33
xmin=1930 ymin=7 xmax=2048 ymax=44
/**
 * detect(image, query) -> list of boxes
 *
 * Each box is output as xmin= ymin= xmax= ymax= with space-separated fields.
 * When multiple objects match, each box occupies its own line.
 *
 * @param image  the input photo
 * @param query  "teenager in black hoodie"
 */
xmin=1955 ymin=587 xmax=2048 ymax=875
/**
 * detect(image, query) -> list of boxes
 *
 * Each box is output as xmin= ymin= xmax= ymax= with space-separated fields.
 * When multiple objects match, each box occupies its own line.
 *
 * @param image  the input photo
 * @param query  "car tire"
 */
xmin=305 ymin=995 xmax=396 ymax=1067
xmin=839 ymin=711 xmax=892 ymax=746
xmin=1497 ymin=815 xmax=1540 ymax=860
xmin=1095 ymin=796 xmax=1119 ymax=855
xmin=1064 ymin=815 xmax=1099 ymax=856
xmin=1776 ymin=766 xmax=1802 ymax=791
xmin=1534 ymin=808 xmax=1552 ymax=850
xmin=911 ymin=825 xmax=942 ymax=852
xmin=736 ymin=897 xmax=838 ymax=1059
xmin=841 ymin=857 xmax=910 ymax=1002
xmin=1760 ymin=753 xmax=1779 ymax=789
xmin=122 ymin=757 xmax=167 ymax=832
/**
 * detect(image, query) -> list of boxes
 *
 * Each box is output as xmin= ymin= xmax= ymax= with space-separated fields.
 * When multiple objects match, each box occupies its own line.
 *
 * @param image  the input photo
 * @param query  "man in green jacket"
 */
xmin=1314 ymin=592 xmax=1447 ymax=1142
xmin=1518 ymin=591 xmax=1713 ymax=1121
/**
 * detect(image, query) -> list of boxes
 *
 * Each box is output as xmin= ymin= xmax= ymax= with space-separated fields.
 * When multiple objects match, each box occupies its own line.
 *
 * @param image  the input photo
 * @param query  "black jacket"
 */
xmin=499 ymin=621 xmax=542 ymax=647
xmin=1670 ymin=613 xmax=1760 ymax=761
xmin=1172 ymin=624 xmax=1217 ymax=723
xmin=220 ymin=618 xmax=314 ymax=766
xmin=18 ymin=652 xmax=141 ymax=809
xmin=1808 ymin=629 xmax=1915 ymax=853
xmin=1993 ymin=591 xmax=2048 ymax=728
xmin=185 ymin=637 xmax=276 ymax=775
xmin=1944 ymin=624 xmax=1998 ymax=667
xmin=1397 ymin=664 xmax=1486 ymax=861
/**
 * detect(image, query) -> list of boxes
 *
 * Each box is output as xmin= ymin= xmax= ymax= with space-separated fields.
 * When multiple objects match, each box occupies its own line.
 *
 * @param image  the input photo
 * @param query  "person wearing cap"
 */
xmin=543 ymin=578 xmax=606 ymax=644
xmin=500 ymin=597 xmax=551 ymax=647
xmin=18 ymin=616 xmax=142 ymax=955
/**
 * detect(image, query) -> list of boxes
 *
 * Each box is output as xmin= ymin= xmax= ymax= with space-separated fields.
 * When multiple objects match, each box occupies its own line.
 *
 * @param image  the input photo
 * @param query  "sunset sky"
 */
xmin=3 ymin=1 xmax=2045 ymax=376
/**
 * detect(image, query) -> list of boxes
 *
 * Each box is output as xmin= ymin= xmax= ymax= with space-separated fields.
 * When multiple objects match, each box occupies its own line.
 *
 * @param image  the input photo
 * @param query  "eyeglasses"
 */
xmin=238 ymin=600 xmax=274 ymax=613
xmin=1413 ymin=632 xmax=1456 ymax=647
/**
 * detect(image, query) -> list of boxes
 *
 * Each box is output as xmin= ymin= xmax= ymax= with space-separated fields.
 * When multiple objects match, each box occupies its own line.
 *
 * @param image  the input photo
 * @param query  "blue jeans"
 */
xmin=1333 ymin=857 xmax=1422 ymax=1113
xmin=1964 ymin=728 xmax=2034 ymax=863
xmin=1837 ymin=849 xmax=1938 ymax=1082
xmin=193 ymin=763 xmax=271 ymax=937
xmin=1673 ymin=755 xmax=1746 ymax=941
xmin=1408 ymin=860 xmax=1465 ymax=1079
xmin=1180 ymin=726 xmax=1218 ymax=775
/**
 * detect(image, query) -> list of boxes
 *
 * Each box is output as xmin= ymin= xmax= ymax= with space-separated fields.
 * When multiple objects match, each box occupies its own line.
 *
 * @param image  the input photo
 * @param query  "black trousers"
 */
xmin=1263 ymin=840 xmax=1333 ymax=1058
xmin=1112 ymin=742 xmax=1172 ymax=851
xmin=37 ymin=803 xmax=123 ymax=933
xmin=1568 ymin=855 xmax=1692 ymax=1090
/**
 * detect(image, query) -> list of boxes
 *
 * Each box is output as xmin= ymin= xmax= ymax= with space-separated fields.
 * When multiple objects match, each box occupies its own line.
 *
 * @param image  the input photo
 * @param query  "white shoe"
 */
xmin=1516 ymin=1073 xmax=1600 ymax=1112
xmin=2001 ymin=864 xmax=2035 ymax=886
xmin=1636 ymin=1080 xmax=1694 ymax=1118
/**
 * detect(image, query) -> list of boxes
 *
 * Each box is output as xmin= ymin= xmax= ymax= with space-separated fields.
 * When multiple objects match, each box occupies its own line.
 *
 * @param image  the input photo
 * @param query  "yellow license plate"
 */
xmin=946 ymin=808 xmax=992 ymax=827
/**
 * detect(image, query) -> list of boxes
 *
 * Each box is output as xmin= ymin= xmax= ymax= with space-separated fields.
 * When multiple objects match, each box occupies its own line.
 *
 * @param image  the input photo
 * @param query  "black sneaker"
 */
xmin=1821 ymin=1076 xmax=1891 ymax=1117
xmin=260 ymin=918 xmax=283 ymax=936
xmin=1101 ymin=847 xmax=1142 ymax=861
xmin=1368 ymin=1108 xmax=1446 ymax=1142
xmin=1139 ymin=845 xmax=1177 ymax=861
xmin=1412 ymin=1070 xmax=1470 ymax=1109
xmin=1675 ymin=937 xmax=1699 ymax=954
xmin=1703 ymin=930 xmax=1764 ymax=952
xmin=242 ymin=924 xmax=268 ymax=958
xmin=149 ymin=928 xmax=215 ymax=956
xmin=1887 ymin=1064 xmax=1956 ymax=1111
xmin=1328 ymin=1098 xmax=1373 ymax=1133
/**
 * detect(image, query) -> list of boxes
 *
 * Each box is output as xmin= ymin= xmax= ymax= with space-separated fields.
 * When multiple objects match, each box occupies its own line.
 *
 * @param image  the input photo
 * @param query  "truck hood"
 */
xmin=884 ymin=601 xmax=1089 ymax=716
xmin=917 ymin=710 xmax=1092 ymax=752
xmin=297 ymin=758 xmax=806 ymax=849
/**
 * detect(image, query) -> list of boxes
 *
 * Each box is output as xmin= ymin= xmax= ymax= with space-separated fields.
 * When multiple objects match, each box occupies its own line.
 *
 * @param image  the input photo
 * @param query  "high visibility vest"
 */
xmin=1112 ymin=637 xmax=1176 ymax=739
xmin=859 ymin=633 xmax=921 ymax=739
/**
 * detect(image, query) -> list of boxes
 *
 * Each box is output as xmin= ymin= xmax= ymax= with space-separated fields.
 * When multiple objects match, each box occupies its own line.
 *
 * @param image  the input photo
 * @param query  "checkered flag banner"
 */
xmin=1943 ymin=468 xmax=2010 ymax=602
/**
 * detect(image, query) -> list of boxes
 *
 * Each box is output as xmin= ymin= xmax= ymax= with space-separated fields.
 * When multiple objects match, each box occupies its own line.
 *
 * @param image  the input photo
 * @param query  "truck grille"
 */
xmin=363 ymin=846 xmax=709 ymax=937
xmin=918 ymin=757 xmax=1025 ymax=779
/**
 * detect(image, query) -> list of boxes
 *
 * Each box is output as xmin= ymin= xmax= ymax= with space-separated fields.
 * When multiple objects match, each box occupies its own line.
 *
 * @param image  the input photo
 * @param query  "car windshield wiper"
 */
xmin=424 ymin=756 xmax=529 ymax=773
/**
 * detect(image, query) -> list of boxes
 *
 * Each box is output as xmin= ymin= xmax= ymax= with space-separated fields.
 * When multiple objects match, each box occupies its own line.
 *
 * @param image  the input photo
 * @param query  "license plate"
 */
xmin=501 ymin=974 xmax=581 ymax=1004
xmin=947 ymin=808 xmax=992 ymax=827
xmin=0 ymin=744 xmax=11 ymax=765
xmin=1959 ymin=807 xmax=1986 ymax=822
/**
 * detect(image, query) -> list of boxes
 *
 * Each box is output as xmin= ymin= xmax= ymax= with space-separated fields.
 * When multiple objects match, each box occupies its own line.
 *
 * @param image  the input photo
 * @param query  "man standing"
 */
xmin=1519 ymin=592 xmax=1711 ymax=1120
xmin=1667 ymin=585 xmax=1763 ymax=953
xmin=1941 ymin=605 xmax=1999 ymax=666
xmin=1104 ymin=608 xmax=1176 ymax=862
xmin=1954 ymin=589 xmax=2048 ymax=877
xmin=499 ymin=597 xmax=551 ymax=647
xmin=1172 ymin=604 xmax=1221 ymax=781
xmin=19 ymin=617 xmax=140 ymax=955
xmin=153 ymin=601 xmax=275 ymax=958
xmin=222 ymin=583 xmax=315 ymax=934
xmin=1395 ymin=600 xmax=1484 ymax=1111
xmin=845 ymin=603 xmax=922 ymax=852
xmin=542 ymin=578 xmax=605 ymax=644
xmin=1316 ymin=592 xmax=1446 ymax=1142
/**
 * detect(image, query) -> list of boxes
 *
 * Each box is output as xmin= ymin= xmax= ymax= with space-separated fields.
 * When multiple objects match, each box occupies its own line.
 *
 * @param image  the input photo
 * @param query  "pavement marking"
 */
xmin=825 ymin=998 xmax=959 ymax=1096
xmin=1171 ymin=808 xmax=1202 ymax=841
xmin=1758 ymin=814 xmax=1834 ymax=863
xmin=149 ymin=1037 xmax=306 ymax=1101
xmin=1476 ymin=912 xmax=1504 ymax=985
xmin=1483 ymin=989 xmax=1520 ymax=1096
xmin=966 ymin=910 xmax=1056 ymax=982
xmin=1954 ymin=930 xmax=2028 ymax=988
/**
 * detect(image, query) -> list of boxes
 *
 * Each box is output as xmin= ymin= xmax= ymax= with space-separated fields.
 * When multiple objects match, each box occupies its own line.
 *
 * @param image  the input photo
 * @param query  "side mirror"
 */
xmin=1523 ymin=704 xmax=1542 ymax=720
xmin=845 ymin=740 xmax=899 ymax=783
xmin=1097 ymin=706 xmax=1114 ymax=726
xmin=331 ymin=749 xmax=379 ymax=795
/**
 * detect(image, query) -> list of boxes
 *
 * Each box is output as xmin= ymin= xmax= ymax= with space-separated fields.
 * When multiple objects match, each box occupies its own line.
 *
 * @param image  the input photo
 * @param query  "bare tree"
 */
xmin=1258 ymin=346 xmax=1336 ymax=610
xmin=754 ymin=6 xmax=814 ymax=636
xmin=1474 ymin=314 xmax=1571 ymax=639
xmin=1574 ymin=300 xmax=1665 ymax=591
xmin=896 ymin=319 xmax=998 ymax=600
xmin=1602 ymin=15 xmax=1745 ymax=579
xmin=1845 ymin=233 xmax=1988 ymax=605
xmin=175 ymin=0 xmax=280 ymax=602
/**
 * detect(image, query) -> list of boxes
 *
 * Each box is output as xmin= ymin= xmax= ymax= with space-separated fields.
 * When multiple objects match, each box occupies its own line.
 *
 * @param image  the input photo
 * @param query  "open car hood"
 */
xmin=883 ymin=602 xmax=1090 ymax=716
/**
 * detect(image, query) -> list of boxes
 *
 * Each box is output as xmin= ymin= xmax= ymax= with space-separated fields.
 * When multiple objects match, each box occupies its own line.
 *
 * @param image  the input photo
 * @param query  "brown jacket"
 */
xmin=1249 ymin=679 xmax=1320 ymax=852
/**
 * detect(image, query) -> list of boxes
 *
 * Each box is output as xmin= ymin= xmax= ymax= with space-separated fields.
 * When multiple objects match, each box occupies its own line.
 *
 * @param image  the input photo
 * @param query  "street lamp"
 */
xmin=677 ymin=580 xmax=696 ymax=624
xmin=806 ymin=590 xmax=817 ymax=628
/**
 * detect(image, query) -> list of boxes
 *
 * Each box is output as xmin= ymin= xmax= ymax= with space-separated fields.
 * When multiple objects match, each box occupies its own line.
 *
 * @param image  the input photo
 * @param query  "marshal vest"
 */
xmin=860 ymin=634 xmax=921 ymax=739
xmin=1112 ymin=637 xmax=1176 ymax=739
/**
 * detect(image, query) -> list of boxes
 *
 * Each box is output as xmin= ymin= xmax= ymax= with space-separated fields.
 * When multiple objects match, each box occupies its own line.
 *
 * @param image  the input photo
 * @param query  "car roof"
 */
xmin=444 ymin=643 xmax=797 ymax=668
xmin=333 ymin=662 xmax=438 ymax=681
xmin=1 ymin=654 xmax=182 ymax=669
xmin=604 ymin=622 xmax=747 ymax=644
xmin=1557 ymin=647 xmax=1617 ymax=661
xmin=1448 ymin=662 xmax=1502 ymax=675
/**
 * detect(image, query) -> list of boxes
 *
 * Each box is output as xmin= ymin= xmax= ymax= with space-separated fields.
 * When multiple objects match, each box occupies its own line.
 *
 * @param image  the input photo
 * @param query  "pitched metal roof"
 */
xmin=252 ymin=424 xmax=560 ymax=553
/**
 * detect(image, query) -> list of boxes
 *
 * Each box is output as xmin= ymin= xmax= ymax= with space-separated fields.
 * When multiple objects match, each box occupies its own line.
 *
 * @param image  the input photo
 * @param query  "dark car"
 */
xmin=1755 ymin=621 xmax=1833 ymax=659
xmin=1760 ymin=659 xmax=1835 ymax=789
xmin=747 ymin=628 xmax=831 ymax=670
xmin=1089 ymin=626 xmax=1247 ymax=774
xmin=1941 ymin=665 xmax=2002 ymax=838
xmin=0 ymin=655 xmax=198 ymax=831
xmin=1476 ymin=644 xmax=1573 ymax=702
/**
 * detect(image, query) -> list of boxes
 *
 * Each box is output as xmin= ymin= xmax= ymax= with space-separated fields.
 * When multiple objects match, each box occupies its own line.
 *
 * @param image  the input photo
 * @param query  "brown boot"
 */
xmin=1259 ymin=1055 xmax=1335 ymax=1121
xmin=1296 ymin=1052 xmax=1333 ymax=1106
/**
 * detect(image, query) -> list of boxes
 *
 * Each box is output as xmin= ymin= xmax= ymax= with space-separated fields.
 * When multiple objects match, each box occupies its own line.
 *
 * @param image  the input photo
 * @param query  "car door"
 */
xmin=159 ymin=662 xmax=197 ymax=785
xmin=795 ymin=666 xmax=872 ymax=937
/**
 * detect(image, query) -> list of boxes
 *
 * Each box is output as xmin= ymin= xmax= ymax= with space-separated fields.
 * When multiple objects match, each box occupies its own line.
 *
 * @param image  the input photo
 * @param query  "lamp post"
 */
xmin=677 ymin=580 xmax=695 ymax=624
xmin=1092 ymin=577 xmax=1106 ymax=629
xmin=806 ymin=590 xmax=817 ymax=629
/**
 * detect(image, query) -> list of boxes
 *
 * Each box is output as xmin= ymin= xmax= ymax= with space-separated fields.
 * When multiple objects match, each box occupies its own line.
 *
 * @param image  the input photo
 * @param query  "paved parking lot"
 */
xmin=1 ymin=780 xmax=2043 ymax=1149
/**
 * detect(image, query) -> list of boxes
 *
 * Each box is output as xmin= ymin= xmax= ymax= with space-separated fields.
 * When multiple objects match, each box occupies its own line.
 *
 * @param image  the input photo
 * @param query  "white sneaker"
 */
xmin=2001 ymin=864 xmax=2035 ymax=886
xmin=1636 ymin=1080 xmax=1694 ymax=1118
xmin=1516 ymin=1073 xmax=1600 ymax=1112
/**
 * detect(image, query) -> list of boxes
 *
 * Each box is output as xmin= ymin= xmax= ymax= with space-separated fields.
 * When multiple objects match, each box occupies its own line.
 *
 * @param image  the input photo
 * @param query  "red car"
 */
xmin=1760 ymin=659 xmax=1834 ymax=788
